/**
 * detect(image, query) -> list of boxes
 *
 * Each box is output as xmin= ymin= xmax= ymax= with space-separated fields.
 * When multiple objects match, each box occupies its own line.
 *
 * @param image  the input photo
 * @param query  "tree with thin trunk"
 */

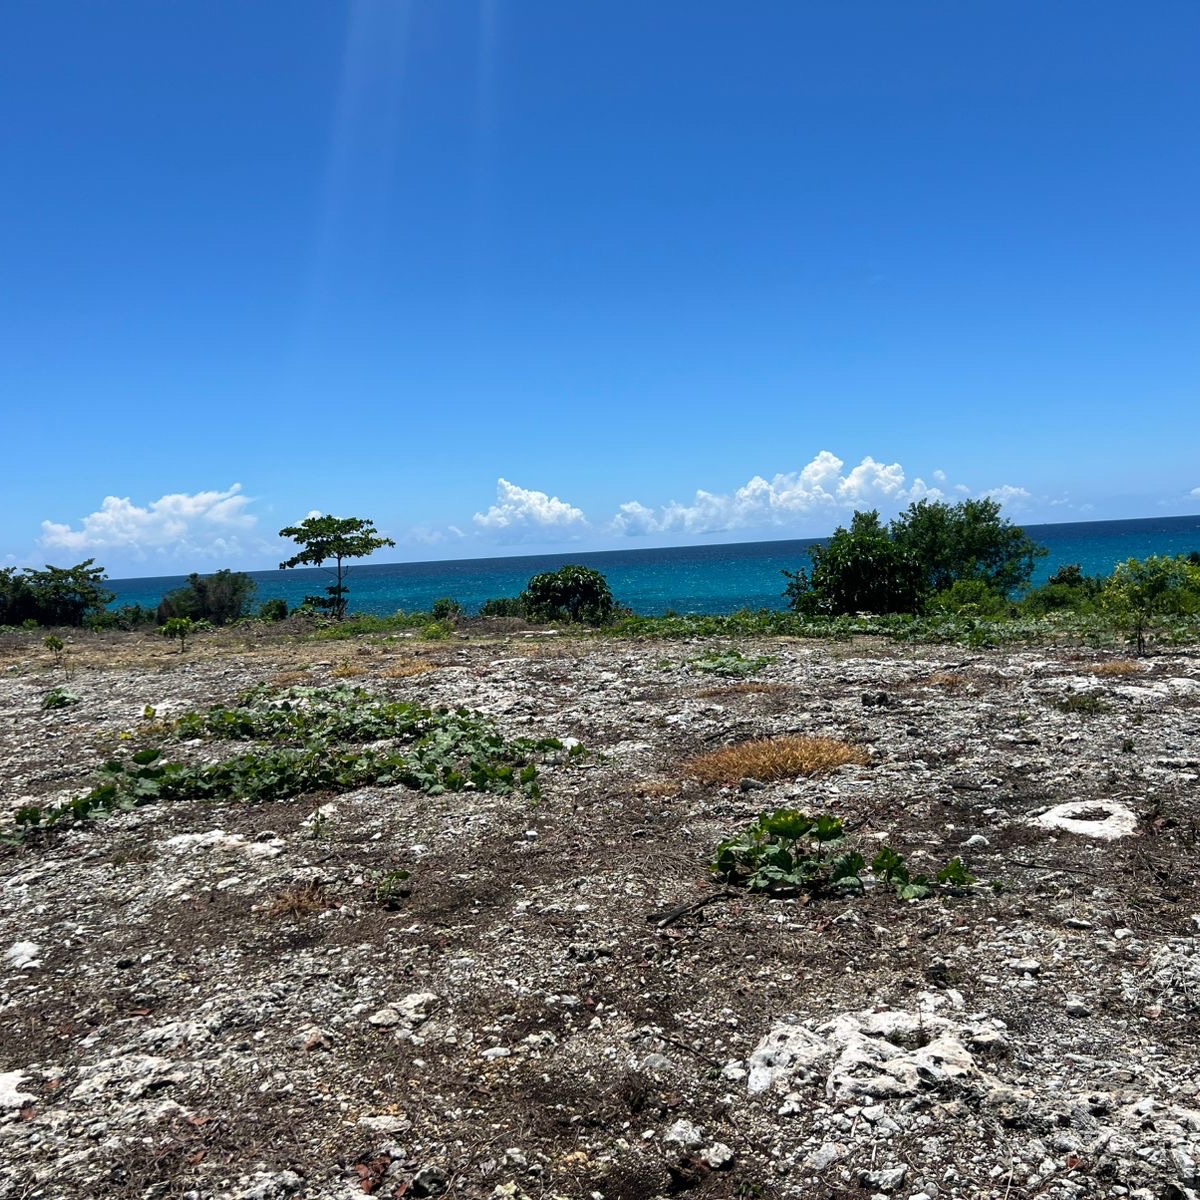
xmin=278 ymin=515 xmax=395 ymax=621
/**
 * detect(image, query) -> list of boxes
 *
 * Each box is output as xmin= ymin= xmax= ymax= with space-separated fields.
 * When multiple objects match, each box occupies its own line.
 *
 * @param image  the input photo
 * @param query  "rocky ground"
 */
xmin=1 ymin=622 xmax=1199 ymax=1200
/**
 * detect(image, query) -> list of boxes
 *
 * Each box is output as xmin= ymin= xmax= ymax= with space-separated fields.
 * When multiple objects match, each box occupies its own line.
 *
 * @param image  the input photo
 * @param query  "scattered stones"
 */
xmin=2 ymin=633 xmax=1199 ymax=1199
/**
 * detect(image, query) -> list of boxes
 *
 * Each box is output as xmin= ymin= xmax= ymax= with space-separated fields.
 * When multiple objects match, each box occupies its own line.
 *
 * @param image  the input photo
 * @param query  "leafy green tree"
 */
xmin=521 ymin=565 xmax=618 ymax=625
xmin=21 ymin=560 xmax=115 ymax=626
xmin=889 ymin=498 xmax=1046 ymax=596
xmin=278 ymin=515 xmax=395 ymax=621
xmin=784 ymin=511 xmax=923 ymax=615
xmin=1101 ymin=555 xmax=1200 ymax=654
xmin=784 ymin=500 xmax=1045 ymax=616
xmin=0 ymin=568 xmax=36 ymax=626
xmin=157 ymin=569 xmax=257 ymax=626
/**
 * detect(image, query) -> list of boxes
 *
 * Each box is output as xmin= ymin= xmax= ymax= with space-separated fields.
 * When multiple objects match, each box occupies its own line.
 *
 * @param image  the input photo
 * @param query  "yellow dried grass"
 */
xmin=331 ymin=661 xmax=367 ymax=679
xmin=695 ymin=682 xmax=791 ymax=699
xmin=270 ymin=669 xmax=312 ymax=688
xmin=1092 ymin=660 xmax=1142 ymax=677
xmin=686 ymin=735 xmax=868 ymax=787
xmin=927 ymin=673 xmax=967 ymax=689
xmin=384 ymin=659 xmax=437 ymax=679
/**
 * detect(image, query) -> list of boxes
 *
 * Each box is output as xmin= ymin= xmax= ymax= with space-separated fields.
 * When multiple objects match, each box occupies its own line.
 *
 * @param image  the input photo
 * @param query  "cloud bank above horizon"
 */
xmin=39 ymin=484 xmax=263 ymax=564
xmin=26 ymin=453 xmax=1060 ymax=571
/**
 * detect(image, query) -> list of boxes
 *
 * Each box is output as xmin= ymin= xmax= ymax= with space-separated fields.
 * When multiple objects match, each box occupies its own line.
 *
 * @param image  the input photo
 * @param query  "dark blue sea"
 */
xmin=107 ymin=514 xmax=1200 ymax=618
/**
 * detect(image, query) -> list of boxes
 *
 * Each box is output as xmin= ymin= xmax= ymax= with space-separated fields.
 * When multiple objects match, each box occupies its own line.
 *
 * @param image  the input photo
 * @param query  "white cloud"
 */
xmin=473 ymin=479 xmax=588 ymax=537
xmin=933 ymin=469 xmax=947 ymax=483
xmin=40 ymin=484 xmax=258 ymax=561
xmin=981 ymin=484 xmax=1032 ymax=509
xmin=610 ymin=451 xmax=949 ymax=537
xmin=406 ymin=524 xmax=466 ymax=546
xmin=1191 ymin=486 xmax=1200 ymax=498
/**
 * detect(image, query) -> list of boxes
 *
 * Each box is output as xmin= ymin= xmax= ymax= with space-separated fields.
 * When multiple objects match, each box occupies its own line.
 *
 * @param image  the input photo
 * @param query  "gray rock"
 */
xmin=397 ymin=992 xmax=440 ymax=1027
xmin=703 ymin=1142 xmax=735 ymax=1169
xmin=663 ymin=1118 xmax=704 ymax=1149
xmin=411 ymin=1166 xmax=448 ymax=1196
xmin=860 ymin=1166 xmax=908 ymax=1193
xmin=806 ymin=1143 xmax=843 ymax=1170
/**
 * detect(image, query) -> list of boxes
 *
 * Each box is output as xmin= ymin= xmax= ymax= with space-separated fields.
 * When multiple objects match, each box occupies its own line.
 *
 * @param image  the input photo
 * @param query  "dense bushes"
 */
xmin=784 ymin=499 xmax=1046 ymax=616
xmin=479 ymin=565 xmax=621 ymax=626
xmin=157 ymin=569 xmax=257 ymax=626
xmin=0 ymin=560 xmax=114 ymax=627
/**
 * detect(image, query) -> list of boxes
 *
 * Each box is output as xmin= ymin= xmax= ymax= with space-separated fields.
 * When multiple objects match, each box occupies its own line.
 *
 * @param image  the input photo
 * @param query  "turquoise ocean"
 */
xmin=107 ymin=514 xmax=1200 ymax=619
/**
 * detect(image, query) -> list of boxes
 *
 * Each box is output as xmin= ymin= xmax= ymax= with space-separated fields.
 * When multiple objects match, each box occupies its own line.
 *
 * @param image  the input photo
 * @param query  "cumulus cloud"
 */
xmin=473 ymin=479 xmax=588 ymax=537
xmin=610 ymin=452 xmax=949 ymax=537
xmin=1191 ymin=486 xmax=1200 ymax=498
xmin=41 ymin=484 xmax=258 ymax=560
xmin=981 ymin=485 xmax=1032 ymax=509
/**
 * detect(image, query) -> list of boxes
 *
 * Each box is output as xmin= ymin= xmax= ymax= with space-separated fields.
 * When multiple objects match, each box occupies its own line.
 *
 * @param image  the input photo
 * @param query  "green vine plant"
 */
xmin=712 ymin=808 xmax=977 ymax=901
xmin=5 ymin=685 xmax=584 ymax=846
xmin=689 ymin=648 xmax=775 ymax=677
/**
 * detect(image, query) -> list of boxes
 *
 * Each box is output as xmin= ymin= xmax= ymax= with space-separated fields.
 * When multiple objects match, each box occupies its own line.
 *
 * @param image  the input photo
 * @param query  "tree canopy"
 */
xmin=784 ymin=499 xmax=1046 ymax=616
xmin=0 ymin=560 xmax=115 ymax=627
xmin=278 ymin=515 xmax=395 ymax=621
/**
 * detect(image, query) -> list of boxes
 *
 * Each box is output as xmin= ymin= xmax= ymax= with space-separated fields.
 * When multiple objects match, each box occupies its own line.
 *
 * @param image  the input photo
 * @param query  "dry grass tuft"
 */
xmin=928 ymin=673 xmax=967 ymax=689
xmin=686 ymin=735 xmax=869 ymax=787
xmin=696 ymin=681 xmax=791 ymax=699
xmin=271 ymin=669 xmax=311 ymax=688
xmin=267 ymin=881 xmax=333 ymax=919
xmin=331 ymin=660 xmax=367 ymax=679
xmin=384 ymin=658 xmax=437 ymax=680
xmin=634 ymin=778 xmax=679 ymax=799
xmin=1092 ymin=659 xmax=1142 ymax=677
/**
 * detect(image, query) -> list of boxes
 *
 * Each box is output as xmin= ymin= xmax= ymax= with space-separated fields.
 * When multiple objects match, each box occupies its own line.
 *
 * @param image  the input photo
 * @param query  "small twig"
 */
xmin=646 ymin=889 xmax=735 ymax=927
xmin=997 ymin=855 xmax=1100 ymax=877
xmin=659 ymin=1032 xmax=723 ymax=1069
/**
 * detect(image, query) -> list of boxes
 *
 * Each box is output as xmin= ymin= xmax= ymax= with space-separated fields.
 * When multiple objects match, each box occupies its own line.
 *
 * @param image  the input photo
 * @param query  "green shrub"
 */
xmin=521 ymin=565 xmax=618 ymax=626
xmin=41 ymin=686 xmax=79 ymax=710
xmin=258 ymin=598 xmax=289 ymax=622
xmin=431 ymin=597 xmax=463 ymax=622
xmin=479 ymin=597 xmax=527 ymax=619
xmin=927 ymin=579 xmax=1012 ymax=619
xmin=160 ymin=617 xmax=195 ymax=653
xmin=1101 ymin=554 xmax=1200 ymax=655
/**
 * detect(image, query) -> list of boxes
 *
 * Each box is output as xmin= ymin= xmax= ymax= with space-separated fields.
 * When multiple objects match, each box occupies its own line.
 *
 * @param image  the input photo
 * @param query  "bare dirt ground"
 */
xmin=1 ymin=623 xmax=1198 ymax=1200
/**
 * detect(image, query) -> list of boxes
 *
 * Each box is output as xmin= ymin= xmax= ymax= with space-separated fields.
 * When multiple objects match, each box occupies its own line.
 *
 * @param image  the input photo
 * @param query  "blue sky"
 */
xmin=3 ymin=1 xmax=1198 ymax=578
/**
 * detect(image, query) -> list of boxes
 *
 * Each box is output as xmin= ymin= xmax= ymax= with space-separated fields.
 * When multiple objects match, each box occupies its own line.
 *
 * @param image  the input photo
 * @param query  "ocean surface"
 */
xmin=107 ymin=514 xmax=1200 ymax=618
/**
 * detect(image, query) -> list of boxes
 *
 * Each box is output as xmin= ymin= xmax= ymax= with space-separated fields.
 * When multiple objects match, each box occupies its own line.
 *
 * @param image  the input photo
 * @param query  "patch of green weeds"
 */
xmin=689 ymin=648 xmax=774 ymax=677
xmin=714 ymin=808 xmax=977 ymax=901
xmin=41 ymin=686 xmax=79 ymax=710
xmin=370 ymin=868 xmax=412 ymax=909
xmin=6 ymin=685 xmax=580 ymax=846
